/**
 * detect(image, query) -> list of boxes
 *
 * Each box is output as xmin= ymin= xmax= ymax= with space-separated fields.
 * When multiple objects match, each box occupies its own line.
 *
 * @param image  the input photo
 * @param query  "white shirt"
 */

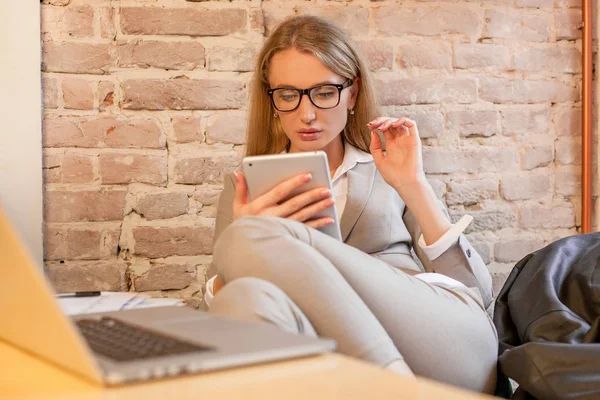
xmin=204 ymin=143 xmax=472 ymax=307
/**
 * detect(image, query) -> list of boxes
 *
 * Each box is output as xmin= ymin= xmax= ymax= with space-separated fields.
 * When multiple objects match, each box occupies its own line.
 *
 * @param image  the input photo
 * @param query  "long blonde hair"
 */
xmin=245 ymin=15 xmax=380 ymax=156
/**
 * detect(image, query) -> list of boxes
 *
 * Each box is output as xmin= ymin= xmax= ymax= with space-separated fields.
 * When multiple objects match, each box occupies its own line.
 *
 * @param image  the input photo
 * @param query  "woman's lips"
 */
xmin=297 ymin=130 xmax=322 ymax=141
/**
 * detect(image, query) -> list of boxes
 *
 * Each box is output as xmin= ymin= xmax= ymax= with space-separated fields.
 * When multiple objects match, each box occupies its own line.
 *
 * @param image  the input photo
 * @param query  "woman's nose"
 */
xmin=298 ymin=94 xmax=316 ymax=123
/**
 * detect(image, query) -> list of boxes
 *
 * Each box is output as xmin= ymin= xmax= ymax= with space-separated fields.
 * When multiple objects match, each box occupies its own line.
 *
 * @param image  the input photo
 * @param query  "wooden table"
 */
xmin=0 ymin=340 xmax=495 ymax=400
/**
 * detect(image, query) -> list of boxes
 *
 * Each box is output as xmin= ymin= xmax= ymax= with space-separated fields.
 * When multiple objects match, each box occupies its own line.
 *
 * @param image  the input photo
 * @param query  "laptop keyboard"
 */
xmin=76 ymin=317 xmax=211 ymax=362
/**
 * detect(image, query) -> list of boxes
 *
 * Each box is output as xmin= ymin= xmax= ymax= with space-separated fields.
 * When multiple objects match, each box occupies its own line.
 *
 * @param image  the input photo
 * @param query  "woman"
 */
xmin=204 ymin=15 xmax=498 ymax=393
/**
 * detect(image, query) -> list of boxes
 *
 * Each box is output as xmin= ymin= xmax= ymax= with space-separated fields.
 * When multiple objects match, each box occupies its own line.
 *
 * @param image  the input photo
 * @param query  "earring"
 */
xmin=273 ymin=112 xmax=279 ymax=118
xmin=349 ymin=109 xmax=355 ymax=115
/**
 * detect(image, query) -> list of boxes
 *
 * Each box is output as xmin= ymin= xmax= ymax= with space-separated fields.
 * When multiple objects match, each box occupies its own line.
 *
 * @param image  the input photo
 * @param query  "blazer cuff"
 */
xmin=417 ymin=215 xmax=473 ymax=261
xmin=204 ymin=275 xmax=217 ymax=308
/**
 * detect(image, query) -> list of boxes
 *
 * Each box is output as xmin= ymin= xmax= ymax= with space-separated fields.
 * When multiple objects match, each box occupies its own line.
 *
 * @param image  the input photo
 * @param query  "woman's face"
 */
xmin=268 ymin=48 xmax=358 ymax=154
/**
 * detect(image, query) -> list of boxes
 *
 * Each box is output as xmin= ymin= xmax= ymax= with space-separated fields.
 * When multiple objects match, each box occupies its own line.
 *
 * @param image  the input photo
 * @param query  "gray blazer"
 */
xmin=209 ymin=161 xmax=493 ymax=308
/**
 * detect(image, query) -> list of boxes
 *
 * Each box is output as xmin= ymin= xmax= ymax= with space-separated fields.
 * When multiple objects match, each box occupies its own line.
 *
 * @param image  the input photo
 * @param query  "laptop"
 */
xmin=0 ymin=207 xmax=335 ymax=385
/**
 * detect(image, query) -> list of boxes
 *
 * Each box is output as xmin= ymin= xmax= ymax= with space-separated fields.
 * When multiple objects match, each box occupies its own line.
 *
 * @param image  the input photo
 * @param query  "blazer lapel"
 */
xmin=340 ymin=162 xmax=376 ymax=241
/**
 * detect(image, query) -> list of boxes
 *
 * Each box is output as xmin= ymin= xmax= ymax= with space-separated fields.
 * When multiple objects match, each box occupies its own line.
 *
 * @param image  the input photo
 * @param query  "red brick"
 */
xmin=44 ymin=189 xmax=127 ymax=222
xmin=173 ymin=150 xmax=241 ymax=184
xmin=374 ymin=7 xmax=479 ymax=37
xmin=480 ymin=78 xmax=578 ymax=104
xmin=61 ymin=152 xmax=95 ymax=183
xmin=46 ymin=260 xmax=128 ymax=292
xmin=43 ymin=152 xmax=62 ymax=184
xmin=453 ymin=44 xmax=510 ymax=69
xmin=44 ymin=116 xmax=165 ymax=149
xmin=99 ymin=152 xmax=167 ymax=185
xmin=98 ymin=81 xmax=115 ymax=111
xmin=121 ymin=8 xmax=246 ymax=36
xmin=41 ymin=5 xmax=93 ymax=37
xmin=132 ymin=225 xmax=213 ymax=258
xmin=133 ymin=263 xmax=196 ymax=291
xmin=43 ymin=76 xmax=58 ymax=109
xmin=118 ymin=41 xmax=205 ymax=70
xmin=42 ymin=42 xmax=115 ymax=74
xmin=355 ymin=40 xmax=393 ymax=72
xmin=62 ymin=78 xmax=94 ymax=110
xmin=375 ymin=78 xmax=477 ymax=106
xmin=208 ymin=46 xmax=256 ymax=72
xmin=45 ymin=225 xmax=119 ymax=260
xmin=99 ymin=7 xmax=116 ymax=39
xmin=172 ymin=116 xmax=204 ymax=144
xmin=134 ymin=192 xmax=189 ymax=220
xmin=123 ymin=79 xmax=246 ymax=110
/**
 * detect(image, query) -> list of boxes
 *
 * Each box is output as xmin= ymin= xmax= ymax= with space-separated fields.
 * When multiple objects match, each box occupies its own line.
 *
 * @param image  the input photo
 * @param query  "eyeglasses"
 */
xmin=267 ymin=79 xmax=353 ymax=112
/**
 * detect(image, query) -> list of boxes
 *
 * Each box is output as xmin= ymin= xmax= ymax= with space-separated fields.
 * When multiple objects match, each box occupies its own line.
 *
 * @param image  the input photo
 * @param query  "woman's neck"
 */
xmin=322 ymin=136 xmax=345 ymax=178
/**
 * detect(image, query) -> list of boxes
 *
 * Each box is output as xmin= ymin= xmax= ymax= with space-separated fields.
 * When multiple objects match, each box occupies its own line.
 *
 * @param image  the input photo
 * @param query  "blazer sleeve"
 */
xmin=402 ymin=186 xmax=493 ymax=309
xmin=205 ymin=173 xmax=236 ymax=280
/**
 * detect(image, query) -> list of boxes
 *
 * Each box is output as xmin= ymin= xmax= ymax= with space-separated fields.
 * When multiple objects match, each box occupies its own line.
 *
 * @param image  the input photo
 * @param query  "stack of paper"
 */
xmin=57 ymin=292 xmax=184 ymax=316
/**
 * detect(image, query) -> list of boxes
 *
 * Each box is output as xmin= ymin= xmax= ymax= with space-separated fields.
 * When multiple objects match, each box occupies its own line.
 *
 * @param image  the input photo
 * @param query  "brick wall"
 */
xmin=41 ymin=0 xmax=597 ymax=306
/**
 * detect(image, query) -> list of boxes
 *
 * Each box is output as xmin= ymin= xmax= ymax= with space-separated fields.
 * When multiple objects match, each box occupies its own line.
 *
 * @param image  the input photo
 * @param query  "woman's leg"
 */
xmin=212 ymin=216 xmax=497 ymax=393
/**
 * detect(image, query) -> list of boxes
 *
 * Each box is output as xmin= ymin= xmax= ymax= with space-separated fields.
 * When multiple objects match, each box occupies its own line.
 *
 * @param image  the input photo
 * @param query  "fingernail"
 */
xmin=303 ymin=173 xmax=312 ymax=182
xmin=320 ymin=189 xmax=331 ymax=196
xmin=327 ymin=218 xmax=334 ymax=225
xmin=233 ymin=171 xmax=239 ymax=181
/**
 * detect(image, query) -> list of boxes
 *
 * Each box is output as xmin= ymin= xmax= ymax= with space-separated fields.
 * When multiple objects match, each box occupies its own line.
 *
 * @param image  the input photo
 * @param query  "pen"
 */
xmin=56 ymin=291 xmax=101 ymax=298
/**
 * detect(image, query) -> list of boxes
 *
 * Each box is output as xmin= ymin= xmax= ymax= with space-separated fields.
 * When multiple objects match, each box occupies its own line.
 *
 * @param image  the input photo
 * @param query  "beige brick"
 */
xmin=46 ymin=260 xmax=128 ymax=292
xmin=250 ymin=9 xmax=264 ymax=34
xmin=515 ymin=0 xmax=553 ymax=7
xmin=423 ymin=147 xmax=518 ymax=174
xmin=41 ymin=5 xmax=93 ymax=37
xmin=44 ymin=116 xmax=164 ymax=149
xmin=556 ymin=165 xmax=581 ymax=196
xmin=99 ymin=152 xmax=167 ymax=185
xmin=397 ymin=42 xmax=451 ymax=70
xmin=133 ymin=263 xmax=196 ymax=291
xmin=297 ymin=6 xmax=369 ymax=36
xmin=208 ymin=46 xmax=257 ymax=72
xmin=98 ymin=81 xmax=115 ymax=111
xmin=132 ymin=225 xmax=213 ymax=258
xmin=194 ymin=185 xmax=223 ymax=206
xmin=174 ymin=151 xmax=241 ymax=185
xmin=42 ymin=0 xmax=71 ymax=5
xmin=428 ymin=179 xmax=447 ymax=200
xmin=121 ymin=8 xmax=246 ymax=36
xmin=556 ymin=10 xmax=582 ymax=40
xmin=172 ymin=116 xmax=204 ymax=144
xmin=449 ymin=208 xmax=517 ymax=233
xmin=206 ymin=113 xmax=247 ymax=145
xmin=42 ymin=76 xmax=58 ymax=109
xmin=453 ymin=44 xmax=511 ymax=69
xmin=521 ymin=144 xmax=554 ymax=170
xmin=494 ymin=238 xmax=545 ymax=263
xmin=390 ymin=108 xmax=444 ymax=139
xmin=519 ymin=203 xmax=575 ymax=229
xmin=262 ymin=7 xmax=297 ymax=36
xmin=62 ymin=78 xmax=94 ymax=110
xmin=45 ymin=226 xmax=119 ymax=260
xmin=44 ymin=189 xmax=127 ymax=222
xmin=355 ymin=40 xmax=393 ymax=72
xmin=501 ymin=170 xmax=551 ymax=200
xmin=99 ymin=7 xmax=116 ymax=39
xmin=446 ymin=179 xmax=499 ymax=206
xmin=465 ymin=236 xmax=493 ymax=265
xmin=376 ymin=78 xmax=477 ymax=106
xmin=123 ymin=79 xmax=246 ymax=110
xmin=446 ymin=110 xmax=500 ymax=137
xmin=553 ymin=106 xmax=581 ymax=137
xmin=483 ymin=10 xmax=550 ymax=42
xmin=556 ymin=138 xmax=581 ymax=165
xmin=118 ymin=41 xmax=205 ymax=70
xmin=61 ymin=153 xmax=95 ymax=183
xmin=374 ymin=7 xmax=479 ymax=37
xmin=134 ymin=192 xmax=189 ymax=220
xmin=514 ymin=47 xmax=581 ymax=74
xmin=501 ymin=106 xmax=550 ymax=136
xmin=480 ymin=79 xmax=578 ymax=104
xmin=556 ymin=0 xmax=582 ymax=7
xmin=42 ymin=42 xmax=115 ymax=74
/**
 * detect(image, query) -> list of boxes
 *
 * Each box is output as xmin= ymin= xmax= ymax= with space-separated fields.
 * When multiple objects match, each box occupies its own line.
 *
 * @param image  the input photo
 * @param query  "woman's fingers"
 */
xmin=304 ymin=217 xmax=335 ymax=230
xmin=275 ymin=187 xmax=332 ymax=218
xmin=233 ymin=171 xmax=249 ymax=207
xmin=252 ymin=173 xmax=312 ymax=211
xmin=287 ymin=196 xmax=335 ymax=223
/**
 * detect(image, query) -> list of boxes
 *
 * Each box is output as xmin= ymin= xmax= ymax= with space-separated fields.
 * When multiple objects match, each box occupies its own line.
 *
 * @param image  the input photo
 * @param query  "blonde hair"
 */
xmin=245 ymin=15 xmax=380 ymax=156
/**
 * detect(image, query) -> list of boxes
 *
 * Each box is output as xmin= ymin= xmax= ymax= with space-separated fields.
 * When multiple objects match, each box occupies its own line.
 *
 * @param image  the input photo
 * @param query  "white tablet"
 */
xmin=241 ymin=151 xmax=342 ymax=241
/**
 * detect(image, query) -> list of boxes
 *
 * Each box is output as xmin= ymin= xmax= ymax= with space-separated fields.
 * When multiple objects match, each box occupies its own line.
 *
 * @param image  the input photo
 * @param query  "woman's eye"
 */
xmin=315 ymin=91 xmax=335 ymax=99
xmin=277 ymin=92 xmax=299 ymax=102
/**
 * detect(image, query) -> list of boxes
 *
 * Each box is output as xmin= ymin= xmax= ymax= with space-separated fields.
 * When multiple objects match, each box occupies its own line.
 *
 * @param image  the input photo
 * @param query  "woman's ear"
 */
xmin=349 ymin=77 xmax=360 ymax=110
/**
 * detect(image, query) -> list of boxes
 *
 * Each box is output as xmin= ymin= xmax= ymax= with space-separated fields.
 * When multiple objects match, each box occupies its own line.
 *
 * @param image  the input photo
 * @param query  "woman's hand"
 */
xmin=232 ymin=171 xmax=335 ymax=230
xmin=368 ymin=117 xmax=427 ymax=194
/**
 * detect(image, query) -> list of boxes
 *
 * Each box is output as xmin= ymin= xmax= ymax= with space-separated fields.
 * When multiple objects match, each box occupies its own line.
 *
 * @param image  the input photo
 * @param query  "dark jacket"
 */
xmin=493 ymin=232 xmax=600 ymax=400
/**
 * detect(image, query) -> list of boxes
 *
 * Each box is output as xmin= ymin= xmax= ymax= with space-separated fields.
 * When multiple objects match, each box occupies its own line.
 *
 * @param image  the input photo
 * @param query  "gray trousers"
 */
xmin=209 ymin=216 xmax=498 ymax=393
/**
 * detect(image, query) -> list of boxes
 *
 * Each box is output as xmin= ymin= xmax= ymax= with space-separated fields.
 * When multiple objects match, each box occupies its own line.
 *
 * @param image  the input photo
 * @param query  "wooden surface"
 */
xmin=0 ymin=340 xmax=495 ymax=400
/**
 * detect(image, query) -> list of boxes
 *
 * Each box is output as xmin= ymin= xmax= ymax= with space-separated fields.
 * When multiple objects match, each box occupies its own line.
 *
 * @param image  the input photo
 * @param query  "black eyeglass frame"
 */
xmin=267 ymin=79 xmax=354 ymax=112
